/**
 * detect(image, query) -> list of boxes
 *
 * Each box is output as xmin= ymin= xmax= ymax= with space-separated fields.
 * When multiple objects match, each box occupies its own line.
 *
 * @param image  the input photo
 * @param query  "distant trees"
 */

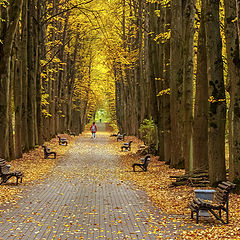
xmin=0 ymin=0 xmax=114 ymax=160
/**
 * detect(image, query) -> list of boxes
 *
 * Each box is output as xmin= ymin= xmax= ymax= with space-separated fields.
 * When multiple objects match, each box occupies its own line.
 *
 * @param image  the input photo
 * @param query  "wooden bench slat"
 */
xmin=218 ymin=184 xmax=230 ymax=190
xmin=216 ymin=186 xmax=227 ymax=192
xmin=214 ymin=196 xmax=226 ymax=205
xmin=222 ymin=181 xmax=236 ymax=190
xmin=215 ymin=190 xmax=227 ymax=199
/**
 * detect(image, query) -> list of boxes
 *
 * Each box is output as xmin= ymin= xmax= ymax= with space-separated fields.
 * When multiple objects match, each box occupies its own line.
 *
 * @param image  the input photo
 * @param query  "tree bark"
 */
xmin=67 ymin=33 xmax=79 ymax=131
xmin=14 ymin=57 xmax=23 ymax=159
xmin=144 ymin=2 xmax=151 ymax=119
xmin=21 ymin=0 xmax=29 ymax=152
xmin=163 ymin=4 xmax=171 ymax=164
xmin=193 ymin=5 xmax=208 ymax=172
xmin=170 ymin=0 xmax=184 ymax=168
xmin=9 ymin=52 xmax=15 ymax=160
xmin=36 ymin=0 xmax=44 ymax=145
xmin=204 ymin=0 xmax=226 ymax=185
xmin=0 ymin=0 xmax=23 ymax=159
xmin=182 ymin=0 xmax=196 ymax=172
xmin=226 ymin=0 xmax=240 ymax=183
xmin=27 ymin=0 xmax=38 ymax=149
xmin=236 ymin=0 xmax=240 ymax=50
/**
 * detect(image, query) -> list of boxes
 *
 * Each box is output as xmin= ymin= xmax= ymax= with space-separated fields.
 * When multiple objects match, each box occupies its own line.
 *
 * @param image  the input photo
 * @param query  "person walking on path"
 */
xmin=90 ymin=122 xmax=97 ymax=138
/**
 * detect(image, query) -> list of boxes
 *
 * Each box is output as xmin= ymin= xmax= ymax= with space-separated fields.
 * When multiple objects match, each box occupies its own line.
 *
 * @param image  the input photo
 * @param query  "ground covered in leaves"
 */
xmin=0 ymin=134 xmax=75 ymax=205
xmin=1 ymin=131 xmax=240 ymax=239
xmin=109 ymin=135 xmax=240 ymax=239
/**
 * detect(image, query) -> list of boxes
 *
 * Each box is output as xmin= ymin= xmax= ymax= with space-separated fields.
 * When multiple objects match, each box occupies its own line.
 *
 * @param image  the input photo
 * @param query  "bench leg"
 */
xmin=122 ymin=147 xmax=128 ymax=151
xmin=140 ymin=166 xmax=145 ymax=171
xmin=196 ymin=212 xmax=199 ymax=224
xmin=208 ymin=209 xmax=226 ymax=224
xmin=226 ymin=210 xmax=229 ymax=224
xmin=191 ymin=211 xmax=193 ymax=219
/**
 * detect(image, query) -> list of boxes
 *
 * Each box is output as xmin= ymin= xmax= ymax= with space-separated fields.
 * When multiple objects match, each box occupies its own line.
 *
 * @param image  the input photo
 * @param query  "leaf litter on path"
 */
xmin=0 ymin=134 xmax=76 ymax=205
xmin=1 ymin=131 xmax=240 ymax=239
xmin=109 ymin=135 xmax=240 ymax=239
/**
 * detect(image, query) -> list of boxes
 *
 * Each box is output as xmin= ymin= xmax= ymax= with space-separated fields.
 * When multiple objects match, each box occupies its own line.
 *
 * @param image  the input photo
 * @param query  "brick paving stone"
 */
xmin=0 ymin=124 xmax=192 ymax=240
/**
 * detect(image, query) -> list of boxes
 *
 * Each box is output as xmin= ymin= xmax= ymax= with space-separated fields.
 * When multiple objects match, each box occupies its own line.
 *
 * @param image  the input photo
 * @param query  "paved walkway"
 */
xmin=0 ymin=124 xmax=183 ymax=240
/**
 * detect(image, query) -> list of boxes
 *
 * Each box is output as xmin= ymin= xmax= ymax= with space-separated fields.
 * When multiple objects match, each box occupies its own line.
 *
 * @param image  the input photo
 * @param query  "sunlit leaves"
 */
xmin=0 ymin=0 xmax=8 ymax=7
xmin=157 ymin=88 xmax=170 ymax=96
xmin=112 ymin=135 xmax=240 ymax=239
xmin=154 ymin=30 xmax=171 ymax=43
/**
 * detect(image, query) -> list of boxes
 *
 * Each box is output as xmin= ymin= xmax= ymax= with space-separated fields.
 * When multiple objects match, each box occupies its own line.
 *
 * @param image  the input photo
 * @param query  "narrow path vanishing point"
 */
xmin=0 ymin=124 xmax=183 ymax=240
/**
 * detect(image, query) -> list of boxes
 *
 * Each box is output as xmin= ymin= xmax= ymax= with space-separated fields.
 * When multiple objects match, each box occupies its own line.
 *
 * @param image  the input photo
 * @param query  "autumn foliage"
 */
xmin=110 ymin=136 xmax=240 ymax=239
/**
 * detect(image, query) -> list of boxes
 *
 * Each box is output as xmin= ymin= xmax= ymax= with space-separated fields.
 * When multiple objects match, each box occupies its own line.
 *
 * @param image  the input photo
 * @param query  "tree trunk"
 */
xmin=193 ymin=5 xmax=208 ymax=172
xmin=9 ymin=53 xmax=15 ymax=160
xmin=204 ymin=0 xmax=226 ymax=185
xmin=226 ymin=0 xmax=240 ymax=184
xmin=170 ymin=0 xmax=184 ymax=168
xmin=0 ymin=0 xmax=23 ymax=159
xmin=182 ymin=0 xmax=196 ymax=172
xmin=36 ymin=0 xmax=43 ymax=145
xmin=14 ymin=57 xmax=23 ymax=159
xmin=27 ymin=0 xmax=37 ymax=149
xmin=163 ymin=4 xmax=171 ymax=164
xmin=21 ymin=0 xmax=29 ymax=152
xmin=236 ymin=0 xmax=240 ymax=50
xmin=148 ymin=3 xmax=160 ymax=123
